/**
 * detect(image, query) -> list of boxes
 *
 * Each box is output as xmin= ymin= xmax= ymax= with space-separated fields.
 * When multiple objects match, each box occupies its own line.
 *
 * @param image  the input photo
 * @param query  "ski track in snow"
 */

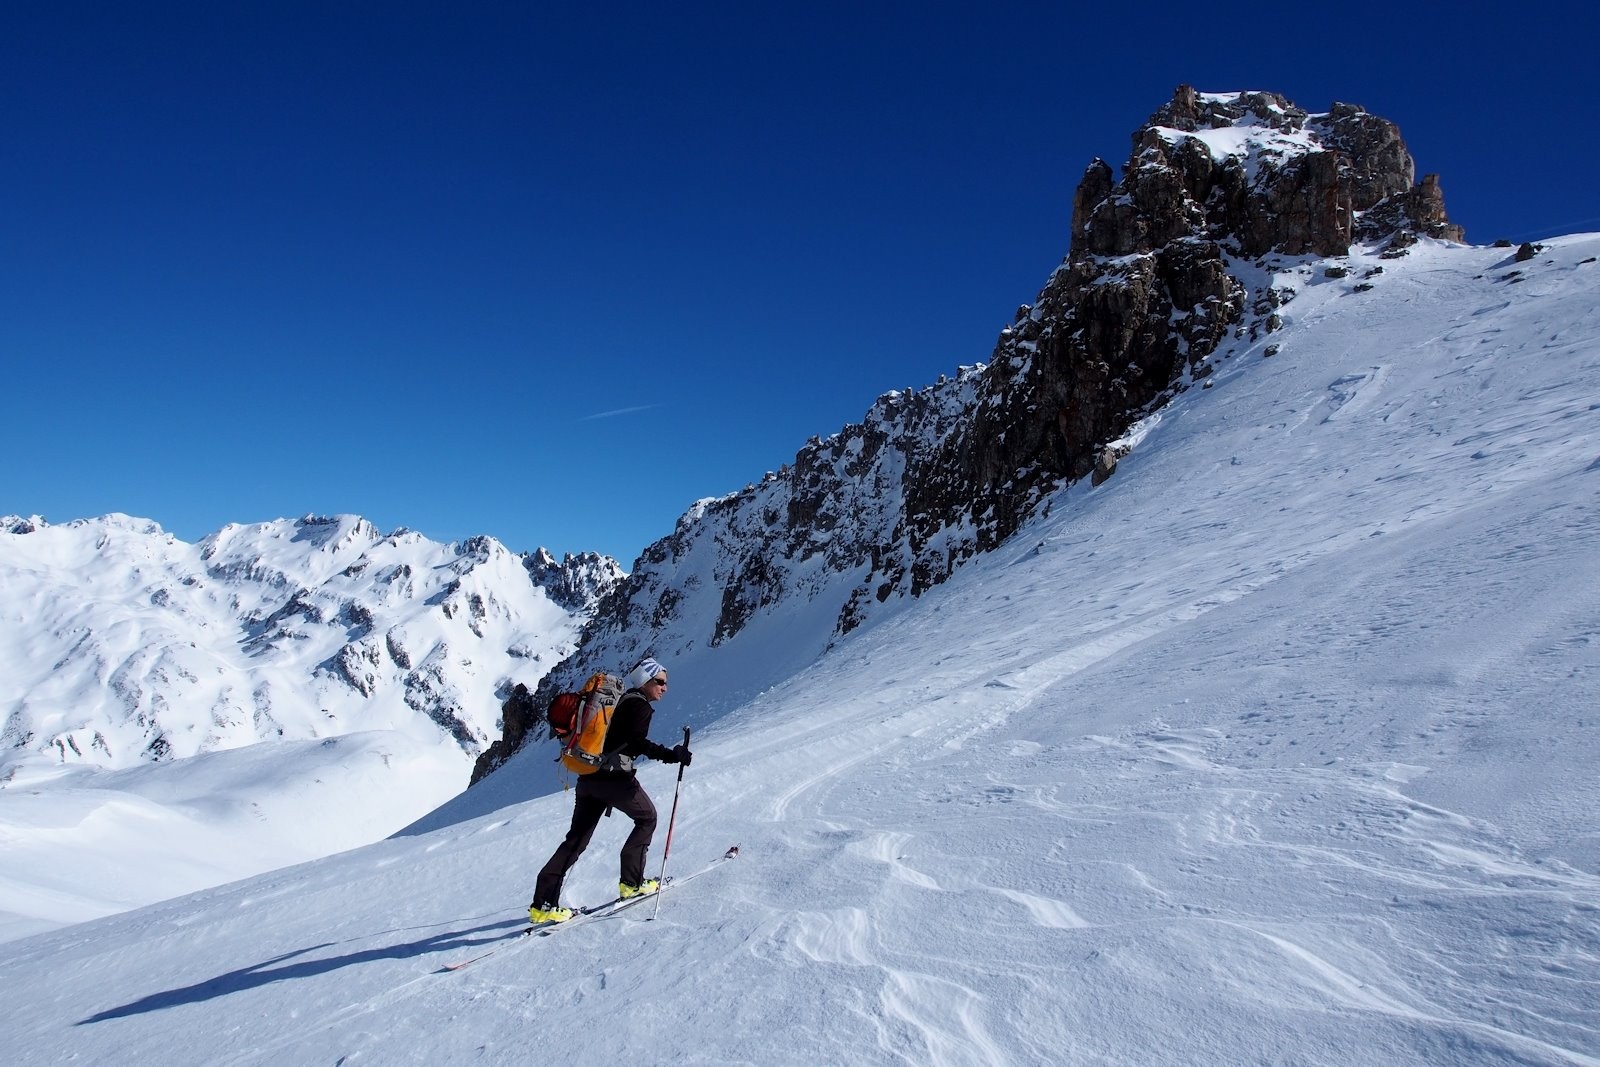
xmin=3 ymin=239 xmax=1599 ymax=1064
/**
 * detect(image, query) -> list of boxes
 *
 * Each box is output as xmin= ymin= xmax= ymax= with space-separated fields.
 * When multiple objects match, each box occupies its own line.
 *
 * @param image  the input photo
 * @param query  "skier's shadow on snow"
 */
xmin=75 ymin=916 xmax=527 ymax=1025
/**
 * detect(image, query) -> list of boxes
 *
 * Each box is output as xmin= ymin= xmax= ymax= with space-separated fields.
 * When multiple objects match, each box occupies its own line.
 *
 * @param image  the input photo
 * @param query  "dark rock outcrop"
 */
xmin=470 ymin=683 xmax=542 ymax=782
xmin=891 ymin=87 xmax=1463 ymax=593
xmin=523 ymin=548 xmax=627 ymax=614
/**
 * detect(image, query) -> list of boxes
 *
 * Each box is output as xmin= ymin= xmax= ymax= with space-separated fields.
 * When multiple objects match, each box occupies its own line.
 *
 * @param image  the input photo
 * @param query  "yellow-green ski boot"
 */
xmin=529 ymin=903 xmax=573 ymax=924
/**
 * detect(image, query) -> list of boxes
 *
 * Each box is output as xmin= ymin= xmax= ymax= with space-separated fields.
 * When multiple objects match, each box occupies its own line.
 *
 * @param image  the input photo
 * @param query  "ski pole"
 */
xmin=651 ymin=725 xmax=690 ymax=920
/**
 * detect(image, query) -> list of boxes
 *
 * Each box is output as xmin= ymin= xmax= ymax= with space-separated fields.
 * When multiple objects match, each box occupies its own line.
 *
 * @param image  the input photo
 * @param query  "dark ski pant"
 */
xmin=534 ymin=775 xmax=657 ymax=907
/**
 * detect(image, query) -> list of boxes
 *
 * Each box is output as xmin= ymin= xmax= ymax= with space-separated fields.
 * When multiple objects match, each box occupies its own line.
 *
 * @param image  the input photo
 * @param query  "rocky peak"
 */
xmin=522 ymin=548 xmax=627 ymax=614
xmin=945 ymin=85 xmax=1466 ymax=508
xmin=1074 ymin=85 xmax=1462 ymax=262
xmin=1150 ymin=85 xmax=1305 ymax=133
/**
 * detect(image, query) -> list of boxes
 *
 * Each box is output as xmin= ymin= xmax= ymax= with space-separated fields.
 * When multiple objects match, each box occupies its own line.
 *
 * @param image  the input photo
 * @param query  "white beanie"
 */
xmin=625 ymin=657 xmax=666 ymax=691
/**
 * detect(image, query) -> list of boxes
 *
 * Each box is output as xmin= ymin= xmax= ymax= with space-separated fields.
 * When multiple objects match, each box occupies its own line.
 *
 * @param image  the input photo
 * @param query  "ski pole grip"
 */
xmin=677 ymin=725 xmax=691 ymax=780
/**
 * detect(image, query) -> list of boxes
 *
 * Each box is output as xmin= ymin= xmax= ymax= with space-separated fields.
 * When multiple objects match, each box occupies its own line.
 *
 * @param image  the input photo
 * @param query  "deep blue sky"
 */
xmin=4 ymin=3 xmax=1594 ymax=564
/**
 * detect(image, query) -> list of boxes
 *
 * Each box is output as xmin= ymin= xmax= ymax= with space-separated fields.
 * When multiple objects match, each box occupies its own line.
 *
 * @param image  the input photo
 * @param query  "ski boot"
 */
xmin=529 ymin=902 xmax=573 ymax=924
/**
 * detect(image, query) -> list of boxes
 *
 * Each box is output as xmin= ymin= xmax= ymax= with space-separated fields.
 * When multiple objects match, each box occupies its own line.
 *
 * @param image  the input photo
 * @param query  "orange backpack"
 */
xmin=549 ymin=672 xmax=630 ymax=775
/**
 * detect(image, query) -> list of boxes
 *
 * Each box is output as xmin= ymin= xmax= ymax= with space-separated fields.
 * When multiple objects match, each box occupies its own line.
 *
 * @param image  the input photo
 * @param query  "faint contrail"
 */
xmin=1520 ymin=215 xmax=1600 ymax=240
xmin=578 ymin=404 xmax=659 ymax=421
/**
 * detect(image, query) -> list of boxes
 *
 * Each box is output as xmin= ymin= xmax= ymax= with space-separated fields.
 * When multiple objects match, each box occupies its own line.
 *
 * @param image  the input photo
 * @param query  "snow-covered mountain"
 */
xmin=1 ymin=513 xmax=621 ymax=774
xmin=5 ymin=225 xmax=1596 ymax=1063
xmin=0 ymin=514 xmax=621 ymax=936
xmin=471 ymin=87 xmax=1481 ymax=785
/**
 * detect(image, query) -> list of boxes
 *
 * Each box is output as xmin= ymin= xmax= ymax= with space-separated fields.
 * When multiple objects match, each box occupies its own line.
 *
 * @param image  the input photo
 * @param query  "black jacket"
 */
xmin=590 ymin=691 xmax=675 ymax=781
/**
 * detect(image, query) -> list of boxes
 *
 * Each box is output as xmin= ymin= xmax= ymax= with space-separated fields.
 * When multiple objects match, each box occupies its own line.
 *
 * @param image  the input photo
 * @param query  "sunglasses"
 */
xmin=650 ymin=676 xmax=669 ymax=686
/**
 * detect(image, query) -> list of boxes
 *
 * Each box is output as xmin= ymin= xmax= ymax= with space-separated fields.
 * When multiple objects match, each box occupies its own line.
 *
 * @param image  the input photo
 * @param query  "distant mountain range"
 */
xmin=0 ymin=513 xmax=622 ymax=783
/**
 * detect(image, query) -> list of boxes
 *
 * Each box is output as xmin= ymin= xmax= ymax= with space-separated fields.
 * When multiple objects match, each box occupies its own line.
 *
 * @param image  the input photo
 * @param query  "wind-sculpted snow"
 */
xmin=4 ymin=235 xmax=1596 ymax=1064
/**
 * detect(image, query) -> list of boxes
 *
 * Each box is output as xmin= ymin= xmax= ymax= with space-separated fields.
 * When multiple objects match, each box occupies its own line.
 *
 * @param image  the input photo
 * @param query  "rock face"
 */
xmin=522 ymin=548 xmax=627 ymax=614
xmin=913 ymin=89 xmax=1464 ymax=565
xmin=471 ymin=87 xmax=1464 ymax=783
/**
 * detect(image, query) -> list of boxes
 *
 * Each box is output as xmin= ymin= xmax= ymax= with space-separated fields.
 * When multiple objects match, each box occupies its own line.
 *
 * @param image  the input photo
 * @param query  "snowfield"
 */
xmin=3 ymin=235 xmax=1598 ymax=1064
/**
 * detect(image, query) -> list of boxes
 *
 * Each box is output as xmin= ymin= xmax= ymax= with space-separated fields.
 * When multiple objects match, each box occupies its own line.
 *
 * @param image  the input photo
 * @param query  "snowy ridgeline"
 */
xmin=3 ymin=235 xmax=1595 ymax=1064
xmin=0 ymin=514 xmax=622 ymax=936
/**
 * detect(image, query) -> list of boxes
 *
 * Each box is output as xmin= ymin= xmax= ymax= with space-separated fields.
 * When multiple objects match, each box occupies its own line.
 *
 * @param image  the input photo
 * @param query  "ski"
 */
xmin=433 ymin=891 xmax=658 ymax=970
xmin=533 ymin=875 xmax=677 ymax=935
xmin=536 ymin=843 xmax=738 ymax=936
xmin=436 ymin=845 xmax=739 ymax=972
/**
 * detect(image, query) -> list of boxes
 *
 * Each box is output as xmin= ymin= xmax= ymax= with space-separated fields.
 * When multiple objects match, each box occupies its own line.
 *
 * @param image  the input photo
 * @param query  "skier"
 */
xmin=529 ymin=657 xmax=692 ymax=923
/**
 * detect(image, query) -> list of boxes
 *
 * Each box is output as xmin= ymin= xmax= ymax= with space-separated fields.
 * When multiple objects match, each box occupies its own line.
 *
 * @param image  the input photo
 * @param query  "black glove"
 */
xmin=671 ymin=743 xmax=693 ymax=767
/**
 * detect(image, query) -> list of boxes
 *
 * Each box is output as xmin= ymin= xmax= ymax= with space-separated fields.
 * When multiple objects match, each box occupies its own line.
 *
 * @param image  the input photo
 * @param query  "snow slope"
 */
xmin=3 ymin=236 xmax=1597 ymax=1064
